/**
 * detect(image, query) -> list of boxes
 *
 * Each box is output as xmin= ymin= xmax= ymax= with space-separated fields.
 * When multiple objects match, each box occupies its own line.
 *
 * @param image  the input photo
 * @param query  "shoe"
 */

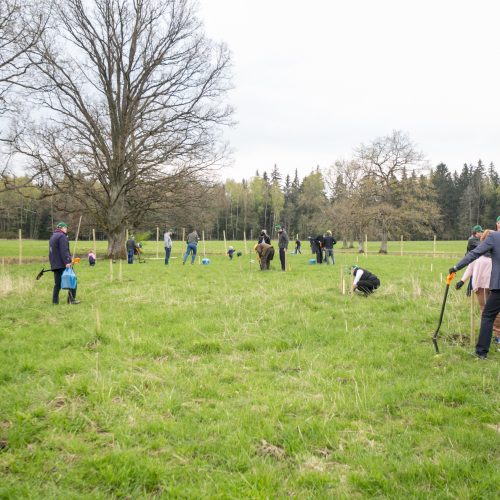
xmin=494 ymin=337 xmax=500 ymax=344
xmin=69 ymin=300 xmax=81 ymax=305
xmin=473 ymin=352 xmax=487 ymax=360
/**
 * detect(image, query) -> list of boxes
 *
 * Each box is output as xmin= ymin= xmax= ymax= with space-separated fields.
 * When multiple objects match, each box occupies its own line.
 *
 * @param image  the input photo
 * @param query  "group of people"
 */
xmin=253 ymin=226 xmax=289 ymax=271
xmin=451 ymin=221 xmax=500 ymax=359
xmin=308 ymin=231 xmax=337 ymax=264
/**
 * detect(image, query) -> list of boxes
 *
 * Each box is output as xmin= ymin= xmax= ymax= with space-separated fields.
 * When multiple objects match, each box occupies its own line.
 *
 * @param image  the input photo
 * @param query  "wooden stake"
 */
xmin=202 ymin=230 xmax=206 ymax=256
xmin=182 ymin=228 xmax=185 ymax=257
xmin=400 ymin=235 xmax=403 ymax=256
xmin=244 ymin=230 xmax=248 ymax=255
xmin=342 ymin=277 xmax=345 ymax=295
xmin=109 ymin=259 xmax=113 ymax=282
xmin=118 ymin=259 xmax=122 ymax=281
xmin=440 ymin=273 xmax=443 ymax=283
xmin=156 ymin=226 xmax=159 ymax=258
xmin=433 ymin=234 xmax=436 ymax=258
xmin=92 ymin=228 xmax=96 ymax=256
xmin=365 ymin=234 xmax=368 ymax=258
xmin=430 ymin=263 xmax=433 ymax=272
xmin=18 ymin=228 xmax=22 ymax=265
xmin=223 ymin=230 xmax=227 ymax=253
xmin=470 ymin=291 xmax=476 ymax=346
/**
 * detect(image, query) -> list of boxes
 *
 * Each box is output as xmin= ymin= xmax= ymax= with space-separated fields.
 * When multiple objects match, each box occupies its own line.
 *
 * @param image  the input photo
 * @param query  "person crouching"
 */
xmin=351 ymin=265 xmax=380 ymax=295
xmin=254 ymin=243 xmax=275 ymax=270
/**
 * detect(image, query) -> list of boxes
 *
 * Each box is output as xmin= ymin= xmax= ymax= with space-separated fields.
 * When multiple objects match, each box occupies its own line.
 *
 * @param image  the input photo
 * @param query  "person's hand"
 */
xmin=449 ymin=266 xmax=457 ymax=275
xmin=455 ymin=280 xmax=464 ymax=290
xmin=65 ymin=263 xmax=72 ymax=268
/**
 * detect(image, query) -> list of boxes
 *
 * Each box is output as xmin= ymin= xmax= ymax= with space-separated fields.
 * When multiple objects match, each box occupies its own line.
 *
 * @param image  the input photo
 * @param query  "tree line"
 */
xmin=0 ymin=2 xmax=498 ymax=256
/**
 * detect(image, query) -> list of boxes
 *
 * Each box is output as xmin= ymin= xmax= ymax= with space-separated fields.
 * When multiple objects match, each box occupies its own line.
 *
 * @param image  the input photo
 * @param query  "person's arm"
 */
xmin=452 ymin=235 xmax=495 ymax=272
xmin=352 ymin=269 xmax=363 ymax=289
xmin=60 ymin=236 xmax=72 ymax=267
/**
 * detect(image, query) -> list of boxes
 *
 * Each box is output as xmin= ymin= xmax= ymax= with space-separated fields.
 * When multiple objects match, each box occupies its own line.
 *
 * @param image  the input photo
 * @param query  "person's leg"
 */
xmin=128 ymin=248 xmax=134 ymax=264
xmin=279 ymin=248 xmax=285 ymax=270
xmin=260 ymin=255 xmax=267 ymax=270
xmin=476 ymin=289 xmax=500 ymax=356
xmin=52 ymin=269 xmax=62 ymax=304
xmin=191 ymin=244 xmax=197 ymax=264
xmin=331 ymin=251 xmax=335 ymax=265
xmin=356 ymin=280 xmax=374 ymax=295
xmin=67 ymin=285 xmax=78 ymax=304
xmin=165 ymin=247 xmax=168 ymax=264
xmin=183 ymin=246 xmax=190 ymax=264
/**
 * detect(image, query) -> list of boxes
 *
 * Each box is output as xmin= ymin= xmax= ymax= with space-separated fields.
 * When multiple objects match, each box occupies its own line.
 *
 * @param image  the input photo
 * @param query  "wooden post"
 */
xmin=223 ymin=230 xmax=227 ymax=253
xmin=181 ymin=228 xmax=185 ymax=257
xmin=400 ymin=235 xmax=403 ymax=256
xmin=202 ymin=230 xmax=206 ymax=256
xmin=109 ymin=259 xmax=113 ymax=282
xmin=244 ymin=230 xmax=248 ymax=255
xmin=470 ymin=291 xmax=476 ymax=346
xmin=92 ymin=229 xmax=96 ymax=256
xmin=118 ymin=259 xmax=122 ymax=281
xmin=433 ymin=234 xmax=436 ymax=258
xmin=18 ymin=228 xmax=22 ymax=265
xmin=365 ymin=234 xmax=368 ymax=258
xmin=156 ymin=227 xmax=159 ymax=258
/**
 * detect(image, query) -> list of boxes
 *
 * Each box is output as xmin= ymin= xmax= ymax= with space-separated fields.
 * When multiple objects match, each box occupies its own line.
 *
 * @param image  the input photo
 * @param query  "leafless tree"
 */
xmin=354 ymin=130 xmax=426 ymax=253
xmin=12 ymin=0 xmax=233 ymax=258
xmin=0 ymin=0 xmax=47 ymax=187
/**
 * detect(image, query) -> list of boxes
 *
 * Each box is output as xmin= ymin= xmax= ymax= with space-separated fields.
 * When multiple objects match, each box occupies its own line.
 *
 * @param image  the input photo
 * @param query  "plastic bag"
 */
xmin=61 ymin=267 xmax=77 ymax=289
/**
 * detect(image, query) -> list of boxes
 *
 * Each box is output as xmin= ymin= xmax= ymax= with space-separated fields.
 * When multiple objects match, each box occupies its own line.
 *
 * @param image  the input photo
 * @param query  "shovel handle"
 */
xmin=446 ymin=272 xmax=456 ymax=286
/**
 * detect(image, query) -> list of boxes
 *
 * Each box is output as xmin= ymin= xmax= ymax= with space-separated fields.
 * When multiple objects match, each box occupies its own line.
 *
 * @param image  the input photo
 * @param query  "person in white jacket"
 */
xmin=164 ymin=230 xmax=173 ymax=265
xmin=456 ymin=229 xmax=500 ymax=346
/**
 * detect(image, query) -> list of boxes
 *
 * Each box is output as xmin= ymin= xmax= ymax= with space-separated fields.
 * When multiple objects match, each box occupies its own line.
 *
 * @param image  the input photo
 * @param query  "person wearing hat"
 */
xmin=323 ymin=230 xmax=337 ymax=265
xmin=467 ymin=225 xmax=483 ymax=253
xmin=449 ymin=223 xmax=500 ymax=359
xmin=254 ymin=242 xmax=275 ymax=270
xmin=227 ymin=245 xmax=235 ymax=260
xmin=49 ymin=222 xmax=79 ymax=305
xmin=277 ymin=225 xmax=289 ymax=271
xmin=351 ymin=265 xmax=380 ymax=296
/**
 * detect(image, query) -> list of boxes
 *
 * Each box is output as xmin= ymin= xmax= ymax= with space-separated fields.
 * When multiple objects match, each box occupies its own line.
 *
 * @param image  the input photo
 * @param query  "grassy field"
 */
xmin=0 ymin=240 xmax=499 ymax=498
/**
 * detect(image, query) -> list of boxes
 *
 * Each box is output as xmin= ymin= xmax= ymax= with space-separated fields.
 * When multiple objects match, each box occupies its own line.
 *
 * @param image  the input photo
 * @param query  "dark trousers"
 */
xmin=260 ymin=247 xmax=275 ymax=270
xmin=357 ymin=278 xmax=379 ymax=295
xmin=295 ymin=245 xmax=301 ymax=254
xmin=164 ymin=247 xmax=171 ymax=264
xmin=52 ymin=268 xmax=77 ymax=304
xmin=477 ymin=289 xmax=500 ymax=355
xmin=316 ymin=249 xmax=322 ymax=264
xmin=127 ymin=248 xmax=134 ymax=264
xmin=279 ymin=248 xmax=286 ymax=271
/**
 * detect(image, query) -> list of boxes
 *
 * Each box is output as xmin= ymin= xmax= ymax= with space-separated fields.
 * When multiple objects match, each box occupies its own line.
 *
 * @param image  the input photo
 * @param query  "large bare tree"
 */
xmin=12 ymin=0 xmax=232 ymax=258
xmin=0 ymin=0 xmax=47 ymax=187
xmin=354 ymin=130 xmax=426 ymax=253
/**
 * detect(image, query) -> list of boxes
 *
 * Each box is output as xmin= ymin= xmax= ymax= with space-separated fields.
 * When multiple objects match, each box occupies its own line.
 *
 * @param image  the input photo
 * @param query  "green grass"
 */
xmin=0 ymin=241 xmax=499 ymax=498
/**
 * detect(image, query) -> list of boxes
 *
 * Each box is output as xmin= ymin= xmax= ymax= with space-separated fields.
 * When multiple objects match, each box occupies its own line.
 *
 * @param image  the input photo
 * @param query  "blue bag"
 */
xmin=61 ymin=267 xmax=77 ymax=289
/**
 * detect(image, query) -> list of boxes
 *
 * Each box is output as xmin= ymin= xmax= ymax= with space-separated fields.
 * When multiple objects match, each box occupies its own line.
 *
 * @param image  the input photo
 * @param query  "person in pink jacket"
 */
xmin=456 ymin=229 xmax=500 ymax=346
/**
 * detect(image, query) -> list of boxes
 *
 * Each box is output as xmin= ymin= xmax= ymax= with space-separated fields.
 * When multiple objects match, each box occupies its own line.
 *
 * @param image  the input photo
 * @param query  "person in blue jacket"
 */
xmin=49 ymin=222 xmax=79 ymax=305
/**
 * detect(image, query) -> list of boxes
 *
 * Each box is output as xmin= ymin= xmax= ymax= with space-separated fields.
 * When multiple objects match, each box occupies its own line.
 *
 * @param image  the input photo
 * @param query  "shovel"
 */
xmin=432 ymin=272 xmax=456 ymax=354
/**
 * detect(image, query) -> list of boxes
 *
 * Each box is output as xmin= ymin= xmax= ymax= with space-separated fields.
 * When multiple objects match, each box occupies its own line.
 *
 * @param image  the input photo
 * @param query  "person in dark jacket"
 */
xmin=258 ymin=229 xmax=271 ymax=245
xmin=49 ymin=222 xmax=79 ymax=304
xmin=314 ymin=234 xmax=324 ymax=264
xmin=351 ymin=265 xmax=380 ymax=296
xmin=295 ymin=238 xmax=301 ymax=254
xmin=277 ymin=225 xmax=289 ymax=271
xmin=467 ymin=225 xmax=483 ymax=253
xmin=254 ymin=243 xmax=275 ymax=270
xmin=323 ymin=230 xmax=337 ymax=265
xmin=450 ymin=220 xmax=500 ymax=359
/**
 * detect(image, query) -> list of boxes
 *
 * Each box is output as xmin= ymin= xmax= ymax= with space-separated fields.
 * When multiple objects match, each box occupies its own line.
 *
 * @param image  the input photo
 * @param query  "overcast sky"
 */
xmin=198 ymin=0 xmax=500 ymax=181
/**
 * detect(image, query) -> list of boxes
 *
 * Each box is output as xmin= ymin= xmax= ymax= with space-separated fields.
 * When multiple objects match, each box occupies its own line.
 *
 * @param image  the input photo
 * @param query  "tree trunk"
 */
xmin=357 ymin=239 xmax=364 ymax=253
xmin=107 ymin=228 xmax=127 ymax=259
xmin=379 ymin=229 xmax=388 ymax=254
